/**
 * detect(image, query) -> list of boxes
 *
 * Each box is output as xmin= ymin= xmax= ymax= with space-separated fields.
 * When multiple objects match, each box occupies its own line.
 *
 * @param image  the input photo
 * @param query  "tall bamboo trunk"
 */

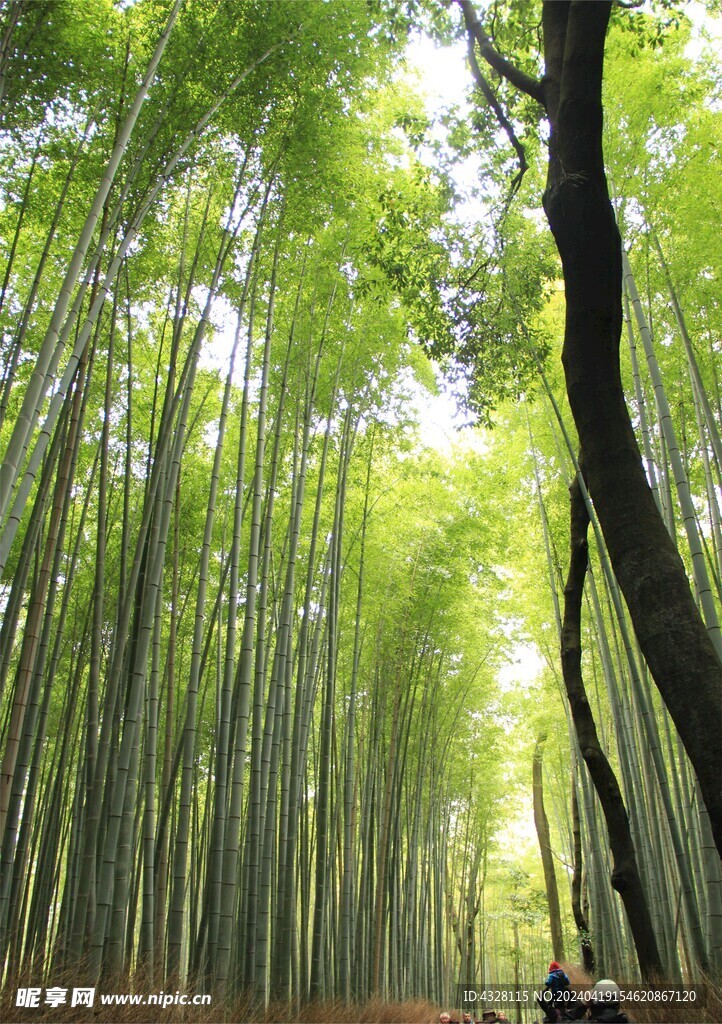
xmin=532 ymin=732 xmax=565 ymax=962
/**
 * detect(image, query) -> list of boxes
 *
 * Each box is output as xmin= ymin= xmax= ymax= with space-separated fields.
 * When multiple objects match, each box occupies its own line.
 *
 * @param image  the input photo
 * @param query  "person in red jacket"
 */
xmin=539 ymin=961 xmax=572 ymax=1021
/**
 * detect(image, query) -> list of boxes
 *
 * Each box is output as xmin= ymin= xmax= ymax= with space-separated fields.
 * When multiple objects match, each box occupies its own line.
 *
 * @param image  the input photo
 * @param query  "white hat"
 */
xmin=592 ymin=979 xmax=621 ymax=1003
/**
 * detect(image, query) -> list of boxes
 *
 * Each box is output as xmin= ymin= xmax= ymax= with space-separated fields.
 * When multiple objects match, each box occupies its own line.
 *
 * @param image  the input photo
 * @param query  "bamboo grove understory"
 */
xmin=0 ymin=0 xmax=721 ymax=1015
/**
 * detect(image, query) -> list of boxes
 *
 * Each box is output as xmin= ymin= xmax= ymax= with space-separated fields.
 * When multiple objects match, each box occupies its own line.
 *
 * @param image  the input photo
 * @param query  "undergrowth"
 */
xmin=0 ymin=990 xmax=442 ymax=1024
xmin=1 ymin=962 xmax=719 ymax=1024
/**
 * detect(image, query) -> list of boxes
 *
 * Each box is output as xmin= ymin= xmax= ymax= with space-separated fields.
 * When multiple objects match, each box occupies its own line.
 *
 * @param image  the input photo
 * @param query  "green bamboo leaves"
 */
xmin=0 ymin=0 xmax=510 ymax=1007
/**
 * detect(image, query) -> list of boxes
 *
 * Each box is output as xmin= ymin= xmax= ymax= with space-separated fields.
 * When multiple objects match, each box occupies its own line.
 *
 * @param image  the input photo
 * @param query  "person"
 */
xmin=585 ymin=980 xmax=628 ymax=1023
xmin=539 ymin=961 xmax=572 ymax=1021
xmin=439 ymin=1015 xmax=452 ymax=1023
xmin=545 ymin=961 xmax=571 ymax=999
xmin=463 ymin=1013 xmax=473 ymax=1023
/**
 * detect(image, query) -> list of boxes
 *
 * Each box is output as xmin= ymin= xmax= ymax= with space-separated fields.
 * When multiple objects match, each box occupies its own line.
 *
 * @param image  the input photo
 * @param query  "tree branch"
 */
xmin=465 ymin=33 xmax=528 ymax=197
xmin=459 ymin=0 xmax=545 ymax=105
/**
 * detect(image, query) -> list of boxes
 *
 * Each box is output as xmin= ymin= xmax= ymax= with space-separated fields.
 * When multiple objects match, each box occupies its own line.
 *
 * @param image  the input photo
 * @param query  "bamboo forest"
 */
xmin=1 ymin=1 xmax=722 ymax=1022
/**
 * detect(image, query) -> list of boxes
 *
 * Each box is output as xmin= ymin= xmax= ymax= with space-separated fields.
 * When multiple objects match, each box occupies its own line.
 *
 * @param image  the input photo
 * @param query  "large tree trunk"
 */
xmin=539 ymin=1 xmax=722 ymax=858
xmin=462 ymin=0 xmax=722 ymax=863
xmin=562 ymin=477 xmax=662 ymax=979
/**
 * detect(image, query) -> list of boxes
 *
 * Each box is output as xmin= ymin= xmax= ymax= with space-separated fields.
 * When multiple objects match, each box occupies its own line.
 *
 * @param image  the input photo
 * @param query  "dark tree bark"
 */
xmin=532 ymin=731 xmax=565 ymax=963
xmin=461 ymin=0 xmax=722 ymax=861
xmin=562 ymin=478 xmax=661 ymax=980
